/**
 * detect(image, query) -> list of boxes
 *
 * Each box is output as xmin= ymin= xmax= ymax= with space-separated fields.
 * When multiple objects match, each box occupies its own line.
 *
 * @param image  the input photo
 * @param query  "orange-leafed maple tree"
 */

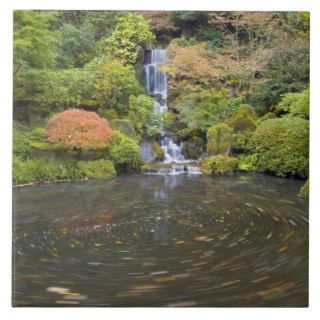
xmin=46 ymin=109 xmax=114 ymax=148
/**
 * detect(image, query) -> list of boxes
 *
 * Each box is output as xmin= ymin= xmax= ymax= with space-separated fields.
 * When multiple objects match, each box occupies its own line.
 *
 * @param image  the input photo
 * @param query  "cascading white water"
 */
xmin=143 ymin=49 xmax=201 ymax=175
xmin=144 ymin=49 xmax=168 ymax=100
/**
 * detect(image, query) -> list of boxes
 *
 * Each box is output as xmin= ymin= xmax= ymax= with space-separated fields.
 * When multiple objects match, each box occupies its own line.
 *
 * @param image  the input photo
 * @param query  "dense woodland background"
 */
xmin=12 ymin=11 xmax=309 ymax=194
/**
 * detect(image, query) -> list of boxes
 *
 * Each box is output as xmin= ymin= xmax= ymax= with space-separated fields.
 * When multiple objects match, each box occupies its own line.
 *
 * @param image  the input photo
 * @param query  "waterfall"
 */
xmin=142 ymin=49 xmax=201 ymax=175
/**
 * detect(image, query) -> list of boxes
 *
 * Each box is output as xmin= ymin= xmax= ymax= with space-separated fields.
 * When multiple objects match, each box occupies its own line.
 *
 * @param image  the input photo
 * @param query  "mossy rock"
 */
xmin=229 ymin=104 xmax=257 ymax=132
xmin=111 ymin=119 xmax=136 ymax=138
xmin=153 ymin=142 xmax=165 ymax=161
xmin=200 ymin=155 xmax=239 ymax=175
xmin=207 ymin=123 xmax=233 ymax=156
xmin=299 ymin=179 xmax=309 ymax=198
xmin=183 ymin=136 xmax=205 ymax=159
xmin=254 ymin=117 xmax=309 ymax=178
xmin=257 ymin=112 xmax=277 ymax=125
xmin=237 ymin=153 xmax=259 ymax=172
xmin=77 ymin=160 xmax=116 ymax=179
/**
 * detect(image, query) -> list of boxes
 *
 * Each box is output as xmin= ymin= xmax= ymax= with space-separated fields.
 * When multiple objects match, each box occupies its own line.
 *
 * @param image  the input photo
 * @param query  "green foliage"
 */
xmin=77 ymin=159 xmax=116 ymax=178
xmin=57 ymin=23 xmax=96 ymax=68
xmin=13 ymin=156 xmax=83 ymax=185
xmin=128 ymin=94 xmax=163 ymax=137
xmin=207 ymin=123 xmax=233 ymax=155
xmin=254 ymin=117 xmax=309 ymax=178
xmin=88 ymin=57 xmax=143 ymax=114
xmin=200 ymin=155 xmax=238 ymax=175
xmin=229 ymin=104 xmax=257 ymax=132
xmin=14 ymin=11 xmax=58 ymax=72
xmin=237 ymin=154 xmax=259 ymax=172
xmin=102 ymin=13 xmax=155 ymax=65
xmin=177 ymin=88 xmax=242 ymax=132
xmin=232 ymin=130 xmax=255 ymax=155
xmin=275 ymin=87 xmax=309 ymax=119
xmin=107 ymin=131 xmax=141 ymax=173
xmin=299 ymin=179 xmax=309 ymax=198
xmin=176 ymin=36 xmax=198 ymax=47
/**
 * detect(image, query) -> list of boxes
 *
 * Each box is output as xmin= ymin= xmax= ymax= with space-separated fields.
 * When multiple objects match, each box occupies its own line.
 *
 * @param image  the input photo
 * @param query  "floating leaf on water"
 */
xmin=251 ymin=276 xmax=270 ymax=284
xmin=94 ymin=243 xmax=103 ymax=247
xmin=121 ymin=257 xmax=134 ymax=260
xmin=272 ymin=216 xmax=280 ymax=222
xmin=245 ymin=203 xmax=253 ymax=207
xmin=141 ymin=262 xmax=155 ymax=267
xmin=47 ymin=287 xmax=70 ymax=294
xmin=51 ymin=252 xmax=60 ymax=257
xmin=221 ymin=280 xmax=241 ymax=287
xmin=55 ymin=300 xmax=79 ymax=305
xmin=115 ymin=241 xmax=123 ymax=244
xmin=278 ymin=245 xmax=288 ymax=253
xmin=193 ymin=236 xmax=208 ymax=241
xmin=265 ymin=233 xmax=272 ymax=240
xmin=284 ymin=231 xmax=294 ymax=240
xmin=175 ymin=240 xmax=186 ymax=244
xmin=63 ymin=294 xmax=87 ymax=301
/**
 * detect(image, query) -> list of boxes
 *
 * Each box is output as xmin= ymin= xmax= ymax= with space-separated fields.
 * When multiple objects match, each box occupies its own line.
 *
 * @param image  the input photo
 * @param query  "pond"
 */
xmin=12 ymin=173 xmax=308 ymax=307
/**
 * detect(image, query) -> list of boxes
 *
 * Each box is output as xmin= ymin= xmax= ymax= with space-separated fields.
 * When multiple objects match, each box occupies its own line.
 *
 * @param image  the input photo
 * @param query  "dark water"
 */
xmin=12 ymin=174 xmax=308 ymax=307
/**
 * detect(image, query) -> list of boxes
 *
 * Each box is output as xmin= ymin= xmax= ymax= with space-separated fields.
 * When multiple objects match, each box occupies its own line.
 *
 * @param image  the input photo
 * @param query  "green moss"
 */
xmin=77 ymin=160 xmax=116 ymax=179
xmin=200 ymin=155 xmax=239 ymax=175
xmin=254 ymin=117 xmax=309 ymax=178
xmin=107 ymin=131 xmax=141 ymax=173
xmin=111 ymin=119 xmax=136 ymax=138
xmin=207 ymin=123 xmax=233 ymax=155
xmin=229 ymin=104 xmax=257 ymax=132
xmin=79 ymin=100 xmax=100 ymax=109
xmin=299 ymin=179 xmax=309 ymax=198
xmin=257 ymin=112 xmax=277 ymax=124
xmin=183 ymin=136 xmax=205 ymax=159
xmin=153 ymin=142 xmax=165 ymax=161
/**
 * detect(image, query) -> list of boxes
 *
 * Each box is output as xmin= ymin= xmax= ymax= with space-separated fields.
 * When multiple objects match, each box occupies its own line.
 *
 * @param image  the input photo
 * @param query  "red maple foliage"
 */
xmin=46 ymin=109 xmax=114 ymax=148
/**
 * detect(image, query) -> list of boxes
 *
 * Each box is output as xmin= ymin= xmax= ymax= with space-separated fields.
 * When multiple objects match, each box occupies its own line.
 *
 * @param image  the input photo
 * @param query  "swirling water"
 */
xmin=12 ymin=174 xmax=308 ymax=307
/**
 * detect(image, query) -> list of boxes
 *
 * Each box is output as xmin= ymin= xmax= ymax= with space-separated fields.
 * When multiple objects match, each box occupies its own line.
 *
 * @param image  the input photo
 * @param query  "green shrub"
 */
xmin=232 ymin=130 xmax=255 ymax=155
xmin=13 ymin=157 xmax=83 ymax=185
xmin=237 ymin=154 xmax=259 ymax=172
xmin=207 ymin=123 xmax=233 ymax=155
xmin=77 ymin=160 xmax=116 ymax=178
xmin=254 ymin=117 xmax=309 ymax=178
xmin=275 ymin=88 xmax=309 ymax=119
xmin=229 ymin=104 xmax=257 ymax=132
xmin=200 ymin=155 xmax=238 ymax=175
xmin=107 ymin=131 xmax=141 ymax=173
xmin=299 ymin=179 xmax=309 ymax=198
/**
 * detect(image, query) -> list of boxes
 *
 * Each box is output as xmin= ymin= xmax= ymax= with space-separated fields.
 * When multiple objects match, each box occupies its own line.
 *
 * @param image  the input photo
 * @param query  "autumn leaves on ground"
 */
xmin=13 ymin=11 xmax=309 ymax=194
